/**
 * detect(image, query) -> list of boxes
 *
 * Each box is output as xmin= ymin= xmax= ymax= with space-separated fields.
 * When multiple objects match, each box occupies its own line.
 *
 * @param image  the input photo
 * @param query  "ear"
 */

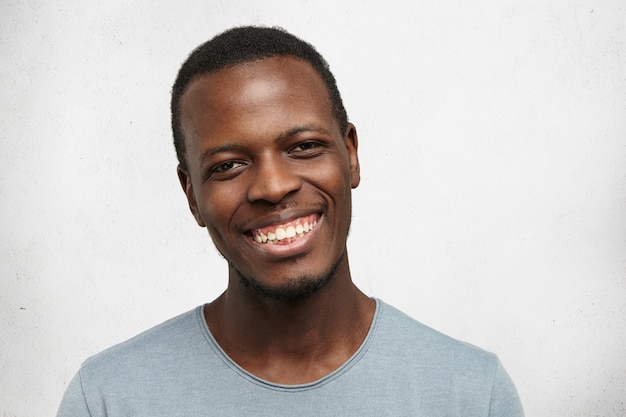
xmin=344 ymin=123 xmax=360 ymax=189
xmin=177 ymin=165 xmax=206 ymax=227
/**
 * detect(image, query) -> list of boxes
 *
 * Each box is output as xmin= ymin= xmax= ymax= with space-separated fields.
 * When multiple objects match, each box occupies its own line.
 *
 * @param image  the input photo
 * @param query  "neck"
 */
xmin=204 ymin=258 xmax=375 ymax=384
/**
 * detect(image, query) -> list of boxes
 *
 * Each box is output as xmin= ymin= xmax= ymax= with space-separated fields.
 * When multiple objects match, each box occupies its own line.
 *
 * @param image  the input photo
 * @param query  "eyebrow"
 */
xmin=278 ymin=124 xmax=331 ymax=140
xmin=200 ymin=143 xmax=241 ymax=161
xmin=199 ymin=124 xmax=331 ymax=161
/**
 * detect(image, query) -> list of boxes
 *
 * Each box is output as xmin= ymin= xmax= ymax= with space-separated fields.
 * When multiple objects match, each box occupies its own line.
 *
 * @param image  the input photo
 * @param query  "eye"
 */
xmin=289 ymin=141 xmax=325 ymax=156
xmin=206 ymin=160 xmax=247 ymax=180
xmin=213 ymin=161 xmax=244 ymax=172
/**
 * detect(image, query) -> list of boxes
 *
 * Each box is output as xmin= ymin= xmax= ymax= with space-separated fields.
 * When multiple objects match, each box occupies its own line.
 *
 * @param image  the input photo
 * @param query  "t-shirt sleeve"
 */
xmin=489 ymin=359 xmax=525 ymax=417
xmin=56 ymin=370 xmax=93 ymax=417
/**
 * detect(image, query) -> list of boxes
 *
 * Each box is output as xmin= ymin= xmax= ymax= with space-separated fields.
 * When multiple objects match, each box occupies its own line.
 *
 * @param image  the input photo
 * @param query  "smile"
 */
xmin=249 ymin=214 xmax=319 ymax=245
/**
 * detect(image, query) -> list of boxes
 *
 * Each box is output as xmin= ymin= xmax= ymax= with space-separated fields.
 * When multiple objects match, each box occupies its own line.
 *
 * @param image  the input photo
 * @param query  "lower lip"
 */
xmin=247 ymin=216 xmax=322 ymax=258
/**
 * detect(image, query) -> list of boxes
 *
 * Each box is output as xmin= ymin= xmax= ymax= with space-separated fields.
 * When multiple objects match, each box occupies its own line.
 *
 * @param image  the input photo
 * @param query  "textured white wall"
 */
xmin=1 ymin=1 xmax=625 ymax=416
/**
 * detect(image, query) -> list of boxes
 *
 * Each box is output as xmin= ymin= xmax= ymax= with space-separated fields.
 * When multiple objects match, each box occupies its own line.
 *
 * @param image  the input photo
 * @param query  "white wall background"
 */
xmin=1 ymin=1 xmax=625 ymax=416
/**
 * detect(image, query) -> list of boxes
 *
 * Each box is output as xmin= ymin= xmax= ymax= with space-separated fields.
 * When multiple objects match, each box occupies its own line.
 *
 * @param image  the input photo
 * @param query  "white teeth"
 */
xmin=252 ymin=217 xmax=319 ymax=244
xmin=275 ymin=227 xmax=286 ymax=240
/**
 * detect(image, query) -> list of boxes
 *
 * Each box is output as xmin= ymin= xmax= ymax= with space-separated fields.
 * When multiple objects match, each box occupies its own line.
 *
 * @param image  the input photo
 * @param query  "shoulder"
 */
xmin=366 ymin=300 xmax=524 ymax=415
xmin=58 ymin=306 xmax=224 ymax=417
xmin=372 ymin=300 xmax=500 ymax=379
xmin=78 ymin=306 xmax=206 ymax=379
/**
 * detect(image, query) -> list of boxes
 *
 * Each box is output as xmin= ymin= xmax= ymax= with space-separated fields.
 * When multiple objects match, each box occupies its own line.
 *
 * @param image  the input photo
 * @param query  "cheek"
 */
xmin=328 ymin=160 xmax=353 ymax=192
xmin=311 ymin=164 xmax=353 ymax=207
xmin=198 ymin=188 xmax=240 ymax=237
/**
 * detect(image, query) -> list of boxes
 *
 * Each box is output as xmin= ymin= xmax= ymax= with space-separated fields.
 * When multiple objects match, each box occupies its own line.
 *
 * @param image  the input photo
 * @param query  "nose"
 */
xmin=246 ymin=154 xmax=302 ymax=204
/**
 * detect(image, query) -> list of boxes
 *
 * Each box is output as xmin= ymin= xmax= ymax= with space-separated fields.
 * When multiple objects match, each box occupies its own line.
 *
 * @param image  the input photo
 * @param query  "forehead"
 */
xmin=179 ymin=56 xmax=337 ymax=143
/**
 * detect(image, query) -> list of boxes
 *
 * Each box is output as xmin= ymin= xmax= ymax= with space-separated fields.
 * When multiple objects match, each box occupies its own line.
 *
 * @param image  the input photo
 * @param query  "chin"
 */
xmin=231 ymin=251 xmax=344 ymax=302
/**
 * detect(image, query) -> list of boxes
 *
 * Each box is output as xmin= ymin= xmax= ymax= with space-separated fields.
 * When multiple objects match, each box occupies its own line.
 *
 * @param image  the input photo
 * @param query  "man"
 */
xmin=57 ymin=26 xmax=524 ymax=416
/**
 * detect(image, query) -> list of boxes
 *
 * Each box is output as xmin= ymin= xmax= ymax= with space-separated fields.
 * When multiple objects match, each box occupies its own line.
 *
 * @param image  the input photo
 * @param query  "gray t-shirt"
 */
xmin=57 ymin=299 xmax=524 ymax=416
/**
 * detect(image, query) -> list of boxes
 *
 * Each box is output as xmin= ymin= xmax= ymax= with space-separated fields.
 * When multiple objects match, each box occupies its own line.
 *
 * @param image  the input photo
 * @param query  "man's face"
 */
xmin=178 ymin=56 xmax=359 ymax=299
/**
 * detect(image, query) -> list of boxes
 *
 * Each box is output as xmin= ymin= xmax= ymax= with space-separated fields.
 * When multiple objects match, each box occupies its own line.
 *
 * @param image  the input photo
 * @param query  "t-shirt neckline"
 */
xmin=195 ymin=298 xmax=383 ymax=392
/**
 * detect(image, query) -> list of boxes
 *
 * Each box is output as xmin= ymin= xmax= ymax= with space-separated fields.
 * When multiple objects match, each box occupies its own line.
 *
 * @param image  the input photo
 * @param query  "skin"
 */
xmin=177 ymin=56 xmax=375 ymax=384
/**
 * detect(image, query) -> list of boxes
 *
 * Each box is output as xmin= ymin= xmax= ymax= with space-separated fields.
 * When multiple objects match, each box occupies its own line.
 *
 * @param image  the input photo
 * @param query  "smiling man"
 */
xmin=57 ymin=26 xmax=524 ymax=416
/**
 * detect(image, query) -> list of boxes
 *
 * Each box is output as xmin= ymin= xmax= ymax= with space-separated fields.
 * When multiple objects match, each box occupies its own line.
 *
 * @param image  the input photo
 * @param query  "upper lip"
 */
xmin=241 ymin=208 xmax=323 ymax=233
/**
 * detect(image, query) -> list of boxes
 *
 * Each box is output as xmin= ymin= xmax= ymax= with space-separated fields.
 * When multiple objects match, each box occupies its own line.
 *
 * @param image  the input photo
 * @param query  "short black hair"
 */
xmin=171 ymin=26 xmax=348 ymax=172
